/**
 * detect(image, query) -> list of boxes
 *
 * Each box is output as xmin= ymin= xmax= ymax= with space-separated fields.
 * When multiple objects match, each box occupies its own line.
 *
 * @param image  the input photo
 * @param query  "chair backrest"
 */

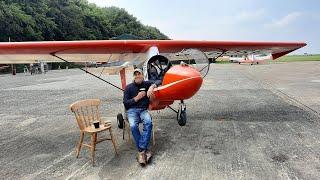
xmin=70 ymin=99 xmax=102 ymax=130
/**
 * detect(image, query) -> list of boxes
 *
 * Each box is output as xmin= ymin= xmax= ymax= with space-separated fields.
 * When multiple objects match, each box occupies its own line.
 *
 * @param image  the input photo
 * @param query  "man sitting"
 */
xmin=123 ymin=68 xmax=157 ymax=166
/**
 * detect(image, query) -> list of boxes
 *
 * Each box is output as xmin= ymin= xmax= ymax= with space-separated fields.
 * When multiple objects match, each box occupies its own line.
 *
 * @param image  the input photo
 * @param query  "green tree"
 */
xmin=0 ymin=0 xmax=169 ymax=41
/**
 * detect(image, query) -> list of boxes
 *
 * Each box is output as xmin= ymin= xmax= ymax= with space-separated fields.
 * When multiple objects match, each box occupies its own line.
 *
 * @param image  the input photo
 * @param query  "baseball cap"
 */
xmin=133 ymin=68 xmax=143 ymax=75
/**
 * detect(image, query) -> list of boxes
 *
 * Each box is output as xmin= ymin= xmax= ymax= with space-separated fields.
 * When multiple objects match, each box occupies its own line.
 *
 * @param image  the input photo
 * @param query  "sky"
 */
xmin=88 ymin=0 xmax=319 ymax=54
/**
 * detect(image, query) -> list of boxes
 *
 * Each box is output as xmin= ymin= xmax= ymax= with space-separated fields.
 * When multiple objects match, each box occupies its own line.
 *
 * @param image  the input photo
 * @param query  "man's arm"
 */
xmin=123 ymin=85 xmax=146 ymax=109
xmin=123 ymin=86 xmax=136 ymax=109
xmin=147 ymin=82 xmax=157 ymax=100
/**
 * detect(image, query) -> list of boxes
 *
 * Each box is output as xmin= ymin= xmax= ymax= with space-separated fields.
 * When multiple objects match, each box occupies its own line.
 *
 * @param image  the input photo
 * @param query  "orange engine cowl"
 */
xmin=153 ymin=64 xmax=203 ymax=101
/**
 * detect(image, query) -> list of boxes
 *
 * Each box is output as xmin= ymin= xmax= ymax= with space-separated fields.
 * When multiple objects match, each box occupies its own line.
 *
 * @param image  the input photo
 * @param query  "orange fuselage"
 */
xmin=149 ymin=65 xmax=203 ymax=110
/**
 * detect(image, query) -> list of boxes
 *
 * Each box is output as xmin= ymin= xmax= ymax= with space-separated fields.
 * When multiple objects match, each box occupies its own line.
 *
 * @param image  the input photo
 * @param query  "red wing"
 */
xmin=0 ymin=40 xmax=306 ymax=64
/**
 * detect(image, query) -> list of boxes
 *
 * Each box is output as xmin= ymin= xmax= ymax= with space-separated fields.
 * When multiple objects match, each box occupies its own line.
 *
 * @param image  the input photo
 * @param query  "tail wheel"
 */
xmin=117 ymin=113 xmax=124 ymax=129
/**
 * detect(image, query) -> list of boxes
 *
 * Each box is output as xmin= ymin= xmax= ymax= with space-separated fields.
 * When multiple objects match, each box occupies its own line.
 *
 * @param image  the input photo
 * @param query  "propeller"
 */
xmin=177 ymin=49 xmax=210 ymax=78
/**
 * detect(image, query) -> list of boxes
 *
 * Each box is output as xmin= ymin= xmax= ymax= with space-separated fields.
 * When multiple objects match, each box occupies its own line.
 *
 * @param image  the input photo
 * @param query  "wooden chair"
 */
xmin=124 ymin=115 xmax=156 ymax=147
xmin=70 ymin=99 xmax=118 ymax=166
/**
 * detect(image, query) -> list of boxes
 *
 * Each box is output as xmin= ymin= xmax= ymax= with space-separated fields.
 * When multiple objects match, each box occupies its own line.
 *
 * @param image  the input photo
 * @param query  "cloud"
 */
xmin=265 ymin=12 xmax=302 ymax=28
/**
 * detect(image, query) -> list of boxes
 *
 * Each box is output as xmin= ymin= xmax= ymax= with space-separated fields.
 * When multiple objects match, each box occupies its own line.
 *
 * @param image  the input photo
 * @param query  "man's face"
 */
xmin=133 ymin=72 xmax=144 ymax=84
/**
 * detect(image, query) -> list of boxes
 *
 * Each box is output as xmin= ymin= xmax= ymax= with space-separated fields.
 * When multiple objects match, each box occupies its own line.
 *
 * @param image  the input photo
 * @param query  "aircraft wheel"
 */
xmin=257 ymin=62 xmax=259 ymax=64
xmin=117 ymin=113 xmax=124 ymax=129
xmin=238 ymin=62 xmax=241 ymax=64
xmin=177 ymin=109 xmax=187 ymax=126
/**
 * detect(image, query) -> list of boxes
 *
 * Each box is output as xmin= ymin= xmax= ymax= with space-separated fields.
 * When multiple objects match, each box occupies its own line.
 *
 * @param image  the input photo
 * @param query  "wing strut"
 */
xmin=50 ymin=53 xmax=124 ymax=92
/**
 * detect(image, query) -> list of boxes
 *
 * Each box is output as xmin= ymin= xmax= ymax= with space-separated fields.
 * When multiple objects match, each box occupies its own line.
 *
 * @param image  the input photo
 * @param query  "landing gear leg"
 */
xmin=177 ymin=100 xmax=187 ymax=126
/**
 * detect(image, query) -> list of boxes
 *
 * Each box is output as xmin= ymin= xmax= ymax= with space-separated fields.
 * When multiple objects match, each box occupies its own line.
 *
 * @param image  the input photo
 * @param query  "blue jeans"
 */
xmin=127 ymin=108 xmax=153 ymax=151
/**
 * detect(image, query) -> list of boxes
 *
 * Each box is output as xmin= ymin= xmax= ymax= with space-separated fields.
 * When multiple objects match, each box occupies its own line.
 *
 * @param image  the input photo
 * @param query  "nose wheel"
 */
xmin=177 ymin=100 xmax=187 ymax=126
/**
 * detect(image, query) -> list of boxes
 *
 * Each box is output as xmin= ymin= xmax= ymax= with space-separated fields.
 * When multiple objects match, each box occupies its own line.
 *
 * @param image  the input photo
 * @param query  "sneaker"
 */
xmin=145 ymin=150 xmax=152 ymax=163
xmin=137 ymin=151 xmax=146 ymax=166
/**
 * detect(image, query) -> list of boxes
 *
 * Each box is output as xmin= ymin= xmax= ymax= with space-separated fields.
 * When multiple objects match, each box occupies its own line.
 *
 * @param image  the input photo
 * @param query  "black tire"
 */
xmin=177 ymin=110 xmax=187 ymax=126
xmin=257 ymin=62 xmax=259 ymax=64
xmin=117 ymin=113 xmax=124 ymax=129
xmin=238 ymin=62 xmax=241 ymax=64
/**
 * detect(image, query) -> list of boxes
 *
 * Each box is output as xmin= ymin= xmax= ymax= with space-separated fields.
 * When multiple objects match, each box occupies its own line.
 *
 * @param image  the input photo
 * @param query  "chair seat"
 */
xmin=83 ymin=124 xmax=111 ymax=133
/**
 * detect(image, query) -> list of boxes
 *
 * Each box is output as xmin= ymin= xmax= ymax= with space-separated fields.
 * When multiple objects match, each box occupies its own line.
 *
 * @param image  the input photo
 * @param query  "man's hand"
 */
xmin=134 ymin=91 xmax=146 ymax=102
xmin=147 ymin=84 xmax=156 ymax=101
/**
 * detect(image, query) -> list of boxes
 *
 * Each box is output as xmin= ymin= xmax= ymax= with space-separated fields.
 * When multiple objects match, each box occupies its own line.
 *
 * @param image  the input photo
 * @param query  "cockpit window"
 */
xmin=146 ymin=55 xmax=172 ymax=86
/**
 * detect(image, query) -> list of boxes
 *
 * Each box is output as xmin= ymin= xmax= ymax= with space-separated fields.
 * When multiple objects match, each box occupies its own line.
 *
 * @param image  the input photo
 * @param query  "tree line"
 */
xmin=0 ymin=0 xmax=169 ymax=42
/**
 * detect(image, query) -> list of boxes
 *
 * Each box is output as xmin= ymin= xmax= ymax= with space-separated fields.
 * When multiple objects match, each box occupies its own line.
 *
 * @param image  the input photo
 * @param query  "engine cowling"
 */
xmin=154 ymin=64 xmax=203 ymax=101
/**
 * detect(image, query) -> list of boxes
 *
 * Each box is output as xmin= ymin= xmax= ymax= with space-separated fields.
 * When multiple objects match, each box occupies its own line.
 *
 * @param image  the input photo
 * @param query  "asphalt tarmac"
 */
xmin=1 ymin=61 xmax=320 ymax=180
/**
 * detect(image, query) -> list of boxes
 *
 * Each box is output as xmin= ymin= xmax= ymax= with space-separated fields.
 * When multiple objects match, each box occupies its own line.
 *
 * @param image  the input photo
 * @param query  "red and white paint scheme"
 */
xmin=230 ymin=54 xmax=272 ymax=65
xmin=0 ymin=40 xmax=306 ymax=126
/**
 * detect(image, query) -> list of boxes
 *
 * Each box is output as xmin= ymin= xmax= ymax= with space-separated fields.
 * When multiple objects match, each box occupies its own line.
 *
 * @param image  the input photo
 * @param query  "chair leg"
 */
xmin=126 ymin=122 xmax=131 ymax=144
xmin=109 ymin=128 xmax=119 ymax=156
xmin=91 ymin=133 xmax=97 ymax=166
xmin=152 ymin=120 xmax=156 ymax=146
xmin=76 ymin=132 xmax=84 ymax=158
xmin=152 ymin=126 xmax=155 ymax=146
